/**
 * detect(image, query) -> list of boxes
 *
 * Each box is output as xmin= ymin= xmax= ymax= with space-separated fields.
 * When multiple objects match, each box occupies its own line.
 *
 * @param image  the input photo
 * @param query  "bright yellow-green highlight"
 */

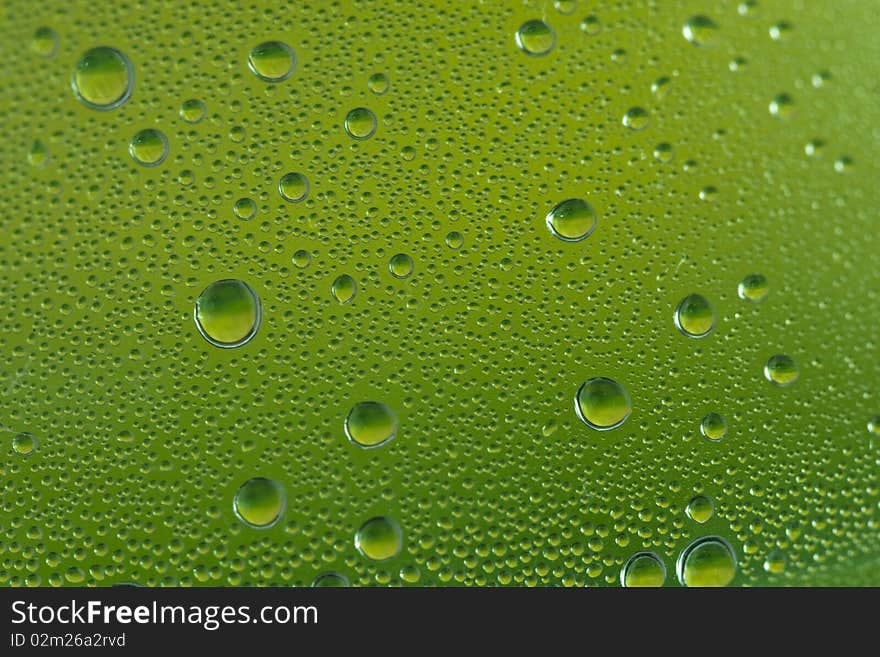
xmin=686 ymin=495 xmax=714 ymax=524
xmin=621 ymin=552 xmax=665 ymax=587
xmin=345 ymin=401 xmax=398 ymax=448
xmin=678 ymin=537 xmax=737 ymax=587
xmin=355 ymin=516 xmax=403 ymax=561
xmin=247 ymin=41 xmax=296 ymax=82
xmin=194 ymin=279 xmax=260 ymax=348
xmin=545 ymin=198 xmax=597 ymax=242
xmin=233 ymin=477 xmax=286 ymax=529
xmin=764 ymin=354 xmax=799 ymax=387
xmin=674 ymin=293 xmax=715 ymax=338
xmin=575 ymin=377 xmax=631 ymax=431
xmin=12 ymin=432 xmax=36 ymax=456
xmin=71 ymin=46 xmax=132 ymax=109
xmin=128 ymin=128 xmax=169 ymax=167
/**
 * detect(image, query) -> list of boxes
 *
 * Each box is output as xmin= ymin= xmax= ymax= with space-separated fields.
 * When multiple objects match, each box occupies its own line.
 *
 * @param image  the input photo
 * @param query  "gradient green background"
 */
xmin=1 ymin=0 xmax=878 ymax=586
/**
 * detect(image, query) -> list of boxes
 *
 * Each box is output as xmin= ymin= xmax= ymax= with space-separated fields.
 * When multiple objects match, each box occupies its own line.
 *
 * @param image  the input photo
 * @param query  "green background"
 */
xmin=1 ymin=0 xmax=878 ymax=586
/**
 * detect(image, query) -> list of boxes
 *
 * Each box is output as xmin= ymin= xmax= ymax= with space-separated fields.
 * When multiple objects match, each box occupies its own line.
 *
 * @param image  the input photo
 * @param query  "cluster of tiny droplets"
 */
xmin=0 ymin=0 xmax=878 ymax=587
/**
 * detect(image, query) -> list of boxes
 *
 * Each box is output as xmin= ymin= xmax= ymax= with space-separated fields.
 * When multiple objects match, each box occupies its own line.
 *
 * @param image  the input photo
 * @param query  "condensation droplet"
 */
xmin=233 ymin=478 xmax=286 ymax=529
xmin=677 ymin=537 xmax=737 ymax=587
xmin=31 ymin=27 xmax=59 ymax=57
xmin=12 ymin=432 xmax=37 ymax=456
xmin=738 ymin=274 xmax=769 ymax=302
xmin=71 ymin=46 xmax=134 ymax=110
xmin=674 ymin=294 xmax=716 ymax=338
xmin=764 ymin=354 xmax=799 ymax=387
xmin=179 ymin=98 xmax=206 ymax=124
xmin=622 ymin=107 xmax=650 ymax=131
xmin=620 ymin=552 xmax=666 ymax=587
xmin=278 ymin=172 xmax=309 ymax=203
xmin=575 ymin=377 xmax=632 ymax=431
xmin=686 ymin=495 xmax=715 ymax=523
xmin=247 ymin=41 xmax=296 ymax=82
xmin=345 ymin=401 xmax=399 ymax=448
xmin=331 ymin=274 xmax=357 ymax=304
xmin=194 ymin=279 xmax=261 ymax=348
xmin=128 ymin=129 xmax=169 ymax=167
xmin=700 ymin=413 xmax=728 ymax=442
xmin=344 ymin=107 xmax=377 ymax=140
xmin=389 ymin=253 xmax=414 ymax=279
xmin=545 ymin=198 xmax=597 ymax=242
xmin=683 ymin=15 xmax=719 ymax=46
xmin=515 ymin=19 xmax=556 ymax=56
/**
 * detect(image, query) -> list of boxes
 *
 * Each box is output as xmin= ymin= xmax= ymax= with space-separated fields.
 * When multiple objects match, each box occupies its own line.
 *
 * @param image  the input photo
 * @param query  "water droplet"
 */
xmin=368 ymin=72 xmax=389 ymax=95
xmin=247 ymin=41 xmax=296 ymax=82
xmin=674 ymin=294 xmax=716 ymax=338
xmin=622 ymin=107 xmax=649 ymax=131
xmin=31 ymin=27 xmax=58 ymax=57
xmin=233 ymin=197 xmax=257 ymax=221
xmin=575 ymin=377 xmax=632 ymax=431
xmin=682 ymin=15 xmax=719 ymax=46
xmin=128 ymin=129 xmax=169 ymax=167
xmin=312 ymin=572 xmax=349 ymax=587
xmin=580 ymin=15 xmax=600 ymax=35
xmin=399 ymin=565 xmax=421 ymax=583
xmin=764 ymin=550 xmax=787 ymax=574
xmin=292 ymin=249 xmax=311 ymax=269
xmin=804 ymin=139 xmax=824 ymax=156
xmin=653 ymin=142 xmax=674 ymax=163
xmin=737 ymin=1 xmax=759 ymax=17
xmin=541 ymin=420 xmax=558 ymax=437
xmin=699 ymin=186 xmax=718 ymax=201
xmin=278 ymin=172 xmax=309 ymax=203
xmin=71 ymin=46 xmax=134 ymax=110
xmin=737 ymin=274 xmax=768 ymax=302
xmin=686 ymin=495 xmax=715 ymax=523
xmin=700 ymin=413 xmax=728 ymax=442
xmin=769 ymin=21 xmax=793 ymax=41
xmin=677 ymin=537 xmax=737 ymax=587
xmin=769 ymin=93 xmax=795 ymax=119
xmin=651 ymin=76 xmax=671 ymax=98
xmin=834 ymin=155 xmax=853 ymax=173
xmin=729 ymin=57 xmax=747 ymax=72
xmin=554 ymin=0 xmax=576 ymax=15
xmin=355 ymin=516 xmax=403 ymax=561
xmin=620 ymin=552 xmax=666 ymax=587
xmin=545 ymin=198 xmax=597 ymax=242
xmin=515 ymin=19 xmax=556 ymax=56
xmin=345 ymin=401 xmax=398 ymax=448
xmin=331 ymin=274 xmax=357 ymax=304
xmin=194 ymin=279 xmax=261 ymax=348
xmin=28 ymin=140 xmax=50 ymax=167
xmin=764 ymin=354 xmax=799 ymax=387
xmin=12 ymin=432 xmax=37 ymax=456
xmin=389 ymin=253 xmax=414 ymax=279
xmin=344 ymin=107 xmax=377 ymax=140
xmin=445 ymin=231 xmax=464 ymax=249
xmin=400 ymin=146 xmax=416 ymax=161
xmin=179 ymin=98 xmax=206 ymax=124
xmin=233 ymin=478 xmax=286 ymax=529
xmin=867 ymin=416 xmax=880 ymax=437
xmin=811 ymin=70 xmax=831 ymax=88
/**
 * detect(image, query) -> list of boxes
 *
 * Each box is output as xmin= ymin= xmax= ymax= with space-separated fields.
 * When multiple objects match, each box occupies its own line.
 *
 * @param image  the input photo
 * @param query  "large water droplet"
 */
xmin=545 ymin=198 xmax=597 ymax=242
xmin=247 ymin=41 xmax=296 ymax=82
xmin=355 ymin=516 xmax=403 ymax=561
xmin=575 ymin=377 xmax=632 ymax=431
xmin=194 ymin=279 xmax=261 ymax=348
xmin=677 ymin=537 xmax=737 ymax=587
xmin=345 ymin=401 xmax=398 ymax=448
xmin=233 ymin=478 xmax=286 ymax=529
xmin=129 ymin=129 xmax=169 ymax=167
xmin=620 ymin=552 xmax=666 ymax=587
xmin=71 ymin=46 xmax=133 ymax=110
xmin=674 ymin=294 xmax=716 ymax=338
xmin=764 ymin=354 xmax=799 ymax=386
xmin=515 ymin=20 xmax=556 ymax=56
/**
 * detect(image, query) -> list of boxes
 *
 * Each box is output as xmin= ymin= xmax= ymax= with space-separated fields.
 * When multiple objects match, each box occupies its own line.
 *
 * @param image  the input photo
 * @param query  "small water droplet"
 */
xmin=700 ymin=413 xmax=728 ymax=442
xmin=28 ymin=140 xmax=50 ymax=167
xmin=12 ymin=432 xmax=37 ymax=456
xmin=233 ymin=197 xmax=257 ymax=221
xmin=764 ymin=354 xmax=799 ymax=386
xmin=620 ymin=552 xmax=666 ymax=587
xmin=312 ymin=572 xmax=349 ymax=587
xmin=278 ymin=172 xmax=309 ymax=203
xmin=805 ymin=139 xmax=824 ymax=156
xmin=31 ymin=27 xmax=59 ymax=57
xmin=738 ymin=274 xmax=768 ymax=302
xmin=622 ymin=107 xmax=650 ymax=131
xmin=515 ymin=20 xmax=556 ymax=56
xmin=355 ymin=516 xmax=403 ymax=561
xmin=233 ymin=478 xmax=286 ymax=529
xmin=194 ymin=279 xmax=261 ymax=348
xmin=769 ymin=21 xmax=793 ymax=41
xmin=344 ymin=107 xmax=377 ymax=140
xmin=682 ymin=16 xmax=719 ymax=46
xmin=368 ymin=72 xmax=389 ymax=95
xmin=674 ymin=294 xmax=716 ymax=338
xmin=247 ymin=41 xmax=296 ymax=82
xmin=129 ymin=129 xmax=169 ymax=167
xmin=686 ymin=495 xmax=715 ymax=523
xmin=653 ymin=142 xmax=674 ymax=163
xmin=580 ymin=15 xmax=601 ymax=35
xmin=769 ymin=93 xmax=795 ymax=119
xmin=179 ymin=98 xmax=206 ymax=124
xmin=764 ymin=550 xmax=787 ymax=574
xmin=389 ymin=253 xmax=414 ymax=279
xmin=545 ymin=198 xmax=597 ymax=242
xmin=575 ymin=377 xmax=632 ymax=431
xmin=292 ymin=249 xmax=311 ymax=269
xmin=867 ymin=415 xmax=880 ymax=437
xmin=345 ymin=401 xmax=398 ymax=448
xmin=445 ymin=231 xmax=464 ymax=249
xmin=331 ymin=274 xmax=357 ymax=304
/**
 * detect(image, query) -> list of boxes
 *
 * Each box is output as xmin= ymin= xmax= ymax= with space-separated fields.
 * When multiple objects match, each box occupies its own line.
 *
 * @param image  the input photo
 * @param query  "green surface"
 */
xmin=1 ymin=0 xmax=879 ymax=587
